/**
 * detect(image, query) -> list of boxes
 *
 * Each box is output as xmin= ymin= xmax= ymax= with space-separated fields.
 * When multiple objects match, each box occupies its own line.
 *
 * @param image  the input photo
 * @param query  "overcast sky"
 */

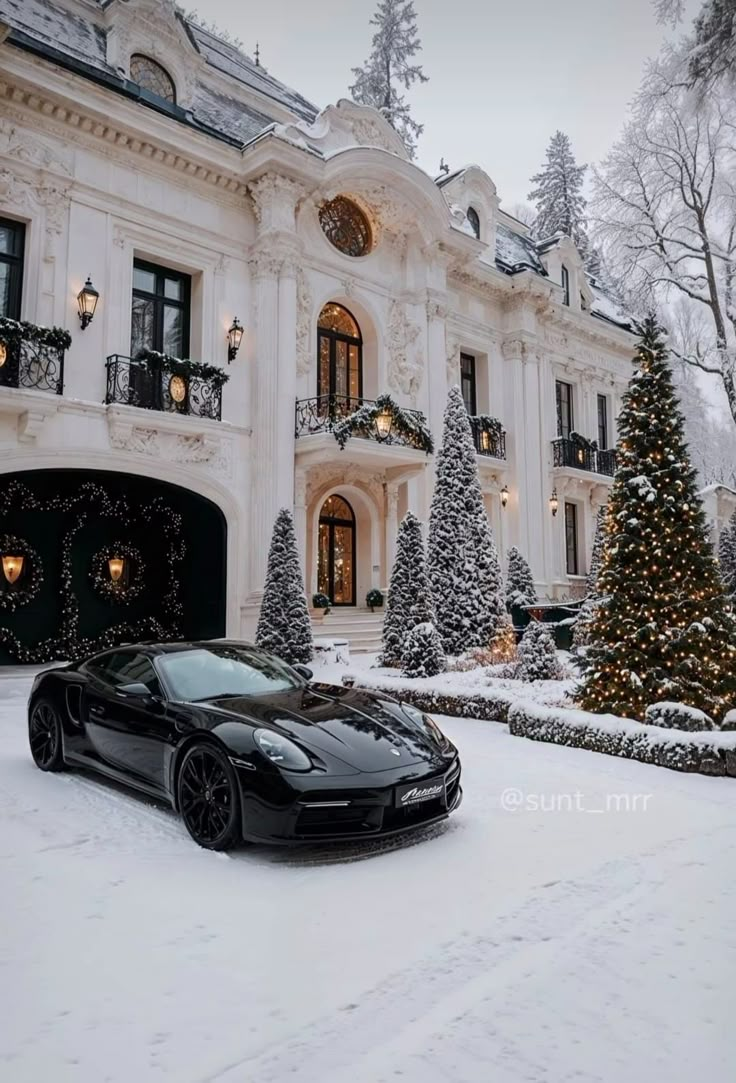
xmin=197 ymin=0 xmax=700 ymax=208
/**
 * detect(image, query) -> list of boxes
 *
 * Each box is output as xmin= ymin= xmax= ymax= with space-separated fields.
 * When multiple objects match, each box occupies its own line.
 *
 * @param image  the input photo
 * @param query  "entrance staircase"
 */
xmin=310 ymin=608 xmax=384 ymax=655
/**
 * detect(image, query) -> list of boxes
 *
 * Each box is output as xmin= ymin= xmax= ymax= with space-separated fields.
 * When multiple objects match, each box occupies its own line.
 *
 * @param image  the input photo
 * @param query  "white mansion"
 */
xmin=0 ymin=0 xmax=712 ymax=661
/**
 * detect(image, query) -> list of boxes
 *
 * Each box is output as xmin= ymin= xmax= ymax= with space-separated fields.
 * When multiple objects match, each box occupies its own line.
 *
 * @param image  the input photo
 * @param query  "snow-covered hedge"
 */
xmin=644 ymin=701 xmax=715 ymax=732
xmin=343 ymin=672 xmax=514 ymax=723
xmin=508 ymin=701 xmax=736 ymax=777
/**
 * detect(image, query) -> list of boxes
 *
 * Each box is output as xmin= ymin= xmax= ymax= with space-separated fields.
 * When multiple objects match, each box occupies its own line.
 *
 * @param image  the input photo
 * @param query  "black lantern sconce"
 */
xmin=500 ymin=485 xmax=509 ymax=509
xmin=549 ymin=488 xmax=559 ymax=517
xmin=227 ymin=318 xmax=244 ymax=363
xmin=77 ymin=276 xmax=99 ymax=330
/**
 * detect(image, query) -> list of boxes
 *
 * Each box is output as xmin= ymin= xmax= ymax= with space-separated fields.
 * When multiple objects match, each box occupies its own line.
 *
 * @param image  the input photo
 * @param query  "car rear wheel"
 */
xmin=177 ymin=744 xmax=242 ymax=851
xmin=29 ymin=699 xmax=65 ymax=772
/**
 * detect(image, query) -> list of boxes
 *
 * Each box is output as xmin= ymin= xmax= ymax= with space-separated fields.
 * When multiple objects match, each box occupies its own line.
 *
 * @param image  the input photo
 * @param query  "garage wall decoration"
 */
xmin=90 ymin=543 xmax=146 ymax=605
xmin=0 ymin=534 xmax=44 ymax=612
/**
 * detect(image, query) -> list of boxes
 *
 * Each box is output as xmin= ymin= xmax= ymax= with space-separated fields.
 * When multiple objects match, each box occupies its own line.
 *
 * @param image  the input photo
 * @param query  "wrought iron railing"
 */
xmin=552 ymin=437 xmax=616 ymax=477
xmin=105 ymin=355 xmax=223 ymax=421
xmin=295 ymin=395 xmax=429 ymax=449
xmin=468 ymin=416 xmax=507 ymax=459
xmin=0 ymin=331 xmax=65 ymax=395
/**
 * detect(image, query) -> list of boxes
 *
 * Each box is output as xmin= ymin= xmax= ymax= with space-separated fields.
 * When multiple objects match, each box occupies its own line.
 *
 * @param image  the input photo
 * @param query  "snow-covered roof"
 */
xmin=495 ymin=224 xmax=546 ymax=275
xmin=1 ymin=0 xmax=318 ymax=146
xmin=588 ymin=285 xmax=633 ymax=331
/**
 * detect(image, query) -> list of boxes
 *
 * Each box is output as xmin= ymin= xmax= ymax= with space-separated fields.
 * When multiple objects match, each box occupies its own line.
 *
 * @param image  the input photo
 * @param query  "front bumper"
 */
xmin=235 ymin=756 xmax=462 ymax=844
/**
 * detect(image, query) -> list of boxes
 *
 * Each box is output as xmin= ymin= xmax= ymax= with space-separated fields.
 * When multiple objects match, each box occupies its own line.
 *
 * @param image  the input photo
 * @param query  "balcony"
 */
xmin=552 ymin=436 xmax=616 ymax=477
xmin=105 ymin=354 xmax=226 ymax=421
xmin=0 ymin=319 xmax=69 ymax=396
xmin=295 ymin=395 xmax=432 ymax=451
xmin=468 ymin=416 xmax=507 ymax=460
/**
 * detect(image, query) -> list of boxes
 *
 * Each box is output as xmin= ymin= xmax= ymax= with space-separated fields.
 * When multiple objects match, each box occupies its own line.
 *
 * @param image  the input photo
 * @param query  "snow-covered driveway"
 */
xmin=1 ymin=671 xmax=734 ymax=1083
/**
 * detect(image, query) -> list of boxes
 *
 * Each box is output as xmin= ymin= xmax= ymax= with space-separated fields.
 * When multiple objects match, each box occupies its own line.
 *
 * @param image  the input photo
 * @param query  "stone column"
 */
xmin=385 ymin=482 xmax=400 ymax=577
xmin=294 ymin=466 xmax=308 ymax=589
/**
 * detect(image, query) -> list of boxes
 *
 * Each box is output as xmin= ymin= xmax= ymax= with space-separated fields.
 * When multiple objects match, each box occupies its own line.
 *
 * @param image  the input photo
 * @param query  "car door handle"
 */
xmin=89 ymin=704 xmax=106 ymax=718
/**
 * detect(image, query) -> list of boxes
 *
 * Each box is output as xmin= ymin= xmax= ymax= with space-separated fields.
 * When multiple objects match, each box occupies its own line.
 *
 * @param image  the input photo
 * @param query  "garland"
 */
xmin=90 ymin=543 xmax=145 ymax=605
xmin=474 ymin=415 xmax=505 ymax=440
xmin=0 ymin=317 xmax=72 ymax=352
xmin=0 ymin=480 xmax=185 ymax=664
xmin=0 ymin=535 xmax=44 ymax=612
xmin=333 ymin=394 xmax=434 ymax=453
xmin=135 ymin=349 xmax=230 ymax=390
xmin=569 ymin=431 xmax=598 ymax=451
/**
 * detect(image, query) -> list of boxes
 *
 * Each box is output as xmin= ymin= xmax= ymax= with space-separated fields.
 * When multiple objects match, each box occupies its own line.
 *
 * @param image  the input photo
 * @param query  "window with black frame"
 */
xmin=131 ymin=260 xmax=190 ymax=360
xmin=597 ymin=393 xmax=609 ymax=450
xmin=556 ymin=380 xmax=574 ymax=439
xmin=0 ymin=218 xmax=25 ymax=320
xmin=317 ymin=302 xmax=362 ymax=414
xmin=565 ymin=502 xmax=579 ymax=575
xmin=460 ymin=353 xmax=477 ymax=415
xmin=561 ymin=265 xmax=570 ymax=306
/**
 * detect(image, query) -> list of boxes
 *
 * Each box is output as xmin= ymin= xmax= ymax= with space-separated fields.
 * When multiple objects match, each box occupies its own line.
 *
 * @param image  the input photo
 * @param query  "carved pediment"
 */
xmin=274 ymin=99 xmax=409 ymax=160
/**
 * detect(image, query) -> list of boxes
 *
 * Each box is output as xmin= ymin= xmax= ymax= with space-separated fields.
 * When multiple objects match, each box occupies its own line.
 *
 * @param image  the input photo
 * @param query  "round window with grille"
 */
xmin=319 ymin=197 xmax=372 ymax=257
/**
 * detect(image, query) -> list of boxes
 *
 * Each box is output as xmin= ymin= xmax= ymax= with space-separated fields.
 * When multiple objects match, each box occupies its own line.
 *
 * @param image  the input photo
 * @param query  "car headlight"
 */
xmin=401 ymin=704 xmax=451 ymax=751
xmin=254 ymin=729 xmax=311 ymax=772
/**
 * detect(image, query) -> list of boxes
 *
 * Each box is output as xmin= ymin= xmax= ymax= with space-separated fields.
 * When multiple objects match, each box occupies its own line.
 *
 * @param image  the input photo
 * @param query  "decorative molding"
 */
xmin=295 ymin=267 xmax=313 ymax=377
xmin=446 ymin=333 xmax=461 ymax=383
xmin=17 ymin=409 xmax=50 ymax=443
xmin=106 ymin=417 xmax=234 ymax=478
xmin=386 ymin=300 xmax=423 ymax=404
xmin=248 ymin=172 xmax=305 ymax=231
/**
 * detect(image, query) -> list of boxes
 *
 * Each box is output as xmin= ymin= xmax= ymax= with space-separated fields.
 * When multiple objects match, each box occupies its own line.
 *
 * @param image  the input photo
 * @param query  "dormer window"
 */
xmin=561 ymin=265 xmax=570 ymax=307
xmin=130 ymin=55 xmax=176 ymax=104
xmin=466 ymin=206 xmax=481 ymax=239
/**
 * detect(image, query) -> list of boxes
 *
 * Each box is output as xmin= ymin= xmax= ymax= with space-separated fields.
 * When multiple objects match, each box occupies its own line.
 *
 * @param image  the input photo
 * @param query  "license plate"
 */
xmin=395 ymin=777 xmax=446 ymax=808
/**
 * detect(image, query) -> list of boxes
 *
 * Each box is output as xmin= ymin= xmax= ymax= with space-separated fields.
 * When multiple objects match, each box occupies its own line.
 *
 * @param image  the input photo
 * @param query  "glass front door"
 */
xmin=318 ymin=495 xmax=356 ymax=606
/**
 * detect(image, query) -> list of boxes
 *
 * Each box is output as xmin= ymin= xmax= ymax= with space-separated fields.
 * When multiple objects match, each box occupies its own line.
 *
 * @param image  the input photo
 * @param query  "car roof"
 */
xmin=90 ymin=640 xmax=258 ymax=660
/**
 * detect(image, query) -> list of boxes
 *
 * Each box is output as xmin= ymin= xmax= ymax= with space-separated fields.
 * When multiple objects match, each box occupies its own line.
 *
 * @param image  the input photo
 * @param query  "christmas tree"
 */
xmin=516 ymin=621 xmax=563 ymax=681
xmin=573 ymin=506 xmax=607 ymax=649
xmin=505 ymin=546 xmax=538 ymax=609
xmin=381 ymin=510 xmax=424 ymax=666
xmin=349 ymin=0 xmax=428 ymax=159
xmin=577 ymin=315 xmax=736 ymax=721
xmin=256 ymin=509 xmax=313 ymax=665
xmin=427 ymin=387 xmax=507 ymax=655
xmin=528 ymin=131 xmax=588 ymax=252
xmin=718 ymin=512 xmax=736 ymax=596
xmin=400 ymin=521 xmax=446 ymax=677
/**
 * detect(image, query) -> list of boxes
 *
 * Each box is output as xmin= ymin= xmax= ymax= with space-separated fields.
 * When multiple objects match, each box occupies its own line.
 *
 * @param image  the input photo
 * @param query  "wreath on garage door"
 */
xmin=90 ymin=542 xmax=146 ymax=605
xmin=0 ymin=534 xmax=44 ymax=611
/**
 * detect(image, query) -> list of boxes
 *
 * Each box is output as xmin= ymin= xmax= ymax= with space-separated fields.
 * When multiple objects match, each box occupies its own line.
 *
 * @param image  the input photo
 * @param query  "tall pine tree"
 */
xmin=505 ymin=546 xmax=538 ymax=609
xmin=256 ymin=509 xmax=313 ymax=665
xmin=578 ymin=316 xmax=736 ymax=721
xmin=528 ymin=131 xmax=588 ymax=253
xmin=718 ymin=511 xmax=736 ymax=595
xmin=428 ymin=386 xmax=507 ymax=655
xmin=381 ymin=510 xmax=424 ymax=666
xmin=349 ymin=0 xmax=428 ymax=159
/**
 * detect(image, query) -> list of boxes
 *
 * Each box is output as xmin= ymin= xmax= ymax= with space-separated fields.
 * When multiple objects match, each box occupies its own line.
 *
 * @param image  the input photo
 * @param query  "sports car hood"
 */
xmin=200 ymin=684 xmax=446 ymax=772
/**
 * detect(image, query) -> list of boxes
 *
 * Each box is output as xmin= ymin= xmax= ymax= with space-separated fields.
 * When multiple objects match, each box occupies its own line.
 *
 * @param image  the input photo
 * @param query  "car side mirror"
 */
xmin=119 ymin=682 xmax=155 ymax=698
xmin=292 ymin=664 xmax=313 ymax=682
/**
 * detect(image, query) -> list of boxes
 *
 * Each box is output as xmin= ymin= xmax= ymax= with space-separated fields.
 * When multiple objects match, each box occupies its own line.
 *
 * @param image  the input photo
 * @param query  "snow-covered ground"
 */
xmin=2 ymin=660 xmax=735 ymax=1083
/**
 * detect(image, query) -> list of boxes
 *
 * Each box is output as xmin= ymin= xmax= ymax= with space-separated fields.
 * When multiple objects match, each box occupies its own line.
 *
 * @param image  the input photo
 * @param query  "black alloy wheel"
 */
xmin=29 ymin=700 xmax=65 ymax=772
xmin=177 ymin=744 xmax=242 ymax=851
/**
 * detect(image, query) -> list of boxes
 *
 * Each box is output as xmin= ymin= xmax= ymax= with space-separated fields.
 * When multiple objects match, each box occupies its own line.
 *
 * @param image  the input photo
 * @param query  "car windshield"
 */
xmin=158 ymin=646 xmax=301 ymax=702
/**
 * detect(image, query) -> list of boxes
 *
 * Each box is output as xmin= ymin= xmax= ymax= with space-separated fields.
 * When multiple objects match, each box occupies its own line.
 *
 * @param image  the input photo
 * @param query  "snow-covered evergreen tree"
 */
xmin=528 ymin=131 xmax=588 ymax=253
xmin=427 ymin=386 xmax=507 ymax=655
xmin=402 ymin=621 xmax=446 ymax=678
xmin=349 ymin=0 xmax=428 ymax=159
xmin=381 ymin=511 xmax=419 ymax=666
xmin=505 ymin=546 xmax=537 ymax=609
xmin=516 ymin=621 xmax=563 ymax=681
xmin=578 ymin=316 xmax=736 ymax=721
xmin=718 ymin=512 xmax=736 ymax=595
xmin=256 ymin=509 xmax=313 ymax=665
xmin=574 ymin=507 xmax=607 ymax=649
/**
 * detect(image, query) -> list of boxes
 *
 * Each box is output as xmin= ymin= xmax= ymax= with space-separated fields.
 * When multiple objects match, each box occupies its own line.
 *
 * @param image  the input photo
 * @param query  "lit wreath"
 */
xmin=90 ymin=543 xmax=145 ymax=605
xmin=0 ymin=534 xmax=44 ymax=612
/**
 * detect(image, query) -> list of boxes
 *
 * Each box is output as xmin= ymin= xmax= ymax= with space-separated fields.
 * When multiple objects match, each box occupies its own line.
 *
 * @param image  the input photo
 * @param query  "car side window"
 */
xmin=95 ymin=652 xmax=162 ymax=696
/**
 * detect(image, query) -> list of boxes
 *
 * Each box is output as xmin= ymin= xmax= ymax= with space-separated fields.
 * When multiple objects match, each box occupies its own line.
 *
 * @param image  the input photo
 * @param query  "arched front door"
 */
xmin=318 ymin=495 xmax=356 ymax=607
xmin=317 ymin=303 xmax=362 ymax=412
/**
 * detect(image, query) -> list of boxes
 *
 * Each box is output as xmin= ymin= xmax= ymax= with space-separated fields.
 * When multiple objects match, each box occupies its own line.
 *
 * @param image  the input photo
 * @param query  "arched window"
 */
xmin=318 ymin=495 xmax=356 ymax=606
xmin=561 ymin=265 xmax=570 ymax=306
xmin=319 ymin=197 xmax=372 ymax=257
xmin=317 ymin=302 xmax=362 ymax=408
xmin=466 ymin=206 xmax=481 ymax=239
xmin=130 ymin=55 xmax=176 ymax=103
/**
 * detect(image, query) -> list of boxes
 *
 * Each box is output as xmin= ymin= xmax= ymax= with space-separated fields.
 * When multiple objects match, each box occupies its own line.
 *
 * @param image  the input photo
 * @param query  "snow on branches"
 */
xmin=505 ymin=546 xmax=537 ymax=609
xmin=256 ymin=509 xmax=313 ymax=665
xmin=528 ymin=131 xmax=588 ymax=253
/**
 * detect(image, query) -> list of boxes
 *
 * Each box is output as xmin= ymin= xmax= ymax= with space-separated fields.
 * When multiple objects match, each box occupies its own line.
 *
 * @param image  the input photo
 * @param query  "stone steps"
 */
xmin=310 ymin=608 xmax=384 ymax=654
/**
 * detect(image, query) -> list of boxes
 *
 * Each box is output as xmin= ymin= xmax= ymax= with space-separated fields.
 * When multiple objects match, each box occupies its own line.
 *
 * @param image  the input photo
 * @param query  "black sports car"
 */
xmin=27 ymin=641 xmax=462 ymax=850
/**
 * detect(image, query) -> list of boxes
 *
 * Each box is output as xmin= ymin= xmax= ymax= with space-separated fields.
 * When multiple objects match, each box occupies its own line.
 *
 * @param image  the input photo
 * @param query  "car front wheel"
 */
xmin=177 ymin=744 xmax=242 ymax=851
xmin=29 ymin=699 xmax=65 ymax=772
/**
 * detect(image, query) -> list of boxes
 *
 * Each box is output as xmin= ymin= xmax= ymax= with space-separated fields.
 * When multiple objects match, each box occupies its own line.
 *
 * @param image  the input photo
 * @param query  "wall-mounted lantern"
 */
xmin=0 ymin=341 xmax=7 ymax=368
xmin=549 ymin=488 xmax=559 ymax=517
xmin=500 ymin=485 xmax=509 ymax=509
xmin=227 ymin=318 xmax=244 ymax=363
xmin=2 ymin=553 xmax=24 ymax=584
xmin=107 ymin=556 xmax=125 ymax=583
xmin=375 ymin=407 xmax=393 ymax=440
xmin=77 ymin=276 xmax=99 ymax=330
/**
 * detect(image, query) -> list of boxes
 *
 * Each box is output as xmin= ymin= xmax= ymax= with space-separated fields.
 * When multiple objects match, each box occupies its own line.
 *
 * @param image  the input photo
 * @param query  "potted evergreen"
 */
xmin=312 ymin=592 xmax=331 ymax=617
xmin=366 ymin=588 xmax=384 ymax=613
